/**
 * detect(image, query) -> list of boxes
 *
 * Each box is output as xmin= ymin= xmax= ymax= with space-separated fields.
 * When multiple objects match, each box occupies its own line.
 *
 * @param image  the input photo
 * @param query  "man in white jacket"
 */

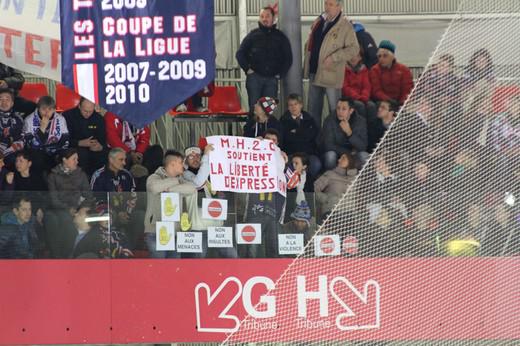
xmin=144 ymin=150 xmax=197 ymax=258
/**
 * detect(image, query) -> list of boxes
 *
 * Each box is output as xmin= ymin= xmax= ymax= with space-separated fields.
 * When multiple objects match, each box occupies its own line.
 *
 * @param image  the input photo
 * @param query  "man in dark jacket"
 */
xmin=63 ymin=98 xmax=107 ymax=176
xmin=236 ymin=6 xmax=292 ymax=113
xmin=352 ymin=22 xmax=378 ymax=69
xmin=368 ymin=99 xmax=399 ymax=152
xmin=0 ymin=88 xmax=24 ymax=167
xmin=0 ymin=196 xmax=39 ymax=259
xmin=321 ymin=97 xmax=368 ymax=170
xmin=0 ymin=63 xmax=35 ymax=115
xmin=90 ymin=148 xmax=143 ymax=249
xmin=280 ymin=94 xmax=322 ymax=177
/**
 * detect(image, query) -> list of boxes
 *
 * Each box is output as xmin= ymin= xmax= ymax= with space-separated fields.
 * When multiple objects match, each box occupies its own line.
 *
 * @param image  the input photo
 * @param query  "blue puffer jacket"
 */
xmin=0 ymin=212 xmax=38 ymax=259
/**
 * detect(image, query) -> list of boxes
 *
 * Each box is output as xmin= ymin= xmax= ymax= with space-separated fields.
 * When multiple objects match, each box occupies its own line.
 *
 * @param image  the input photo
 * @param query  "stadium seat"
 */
xmin=55 ymin=84 xmax=81 ymax=112
xmin=18 ymin=83 xmax=48 ymax=104
xmin=208 ymin=85 xmax=247 ymax=115
xmin=492 ymin=85 xmax=520 ymax=113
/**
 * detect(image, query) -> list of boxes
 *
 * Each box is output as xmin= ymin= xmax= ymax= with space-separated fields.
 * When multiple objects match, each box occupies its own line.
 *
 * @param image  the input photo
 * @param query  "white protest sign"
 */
xmin=202 ymin=198 xmax=228 ymax=221
xmin=206 ymin=136 xmax=287 ymax=197
xmin=278 ymin=234 xmax=304 ymax=255
xmin=314 ymin=235 xmax=341 ymax=257
xmin=155 ymin=222 xmax=175 ymax=251
xmin=236 ymin=224 xmax=262 ymax=245
xmin=177 ymin=232 xmax=203 ymax=253
xmin=208 ymin=227 xmax=233 ymax=248
xmin=161 ymin=192 xmax=180 ymax=222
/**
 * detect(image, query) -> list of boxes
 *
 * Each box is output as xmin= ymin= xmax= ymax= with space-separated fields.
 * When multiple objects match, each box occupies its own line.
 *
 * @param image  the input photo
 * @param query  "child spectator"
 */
xmin=314 ymin=152 xmax=357 ymax=219
xmin=342 ymin=52 xmax=375 ymax=120
xmin=243 ymin=97 xmax=282 ymax=138
xmin=280 ymin=94 xmax=321 ymax=177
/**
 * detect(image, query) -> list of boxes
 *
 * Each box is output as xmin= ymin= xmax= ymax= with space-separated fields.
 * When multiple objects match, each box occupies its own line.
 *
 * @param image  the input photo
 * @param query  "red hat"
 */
xmin=257 ymin=96 xmax=277 ymax=116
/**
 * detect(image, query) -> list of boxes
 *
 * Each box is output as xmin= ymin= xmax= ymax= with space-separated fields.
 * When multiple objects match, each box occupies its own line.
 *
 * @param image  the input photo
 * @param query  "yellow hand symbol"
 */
xmin=159 ymin=226 xmax=172 ymax=245
xmin=164 ymin=197 xmax=177 ymax=216
xmin=180 ymin=212 xmax=191 ymax=232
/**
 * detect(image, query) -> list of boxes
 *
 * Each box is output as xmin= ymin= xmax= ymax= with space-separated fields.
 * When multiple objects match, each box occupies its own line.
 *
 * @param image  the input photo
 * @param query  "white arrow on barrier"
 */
xmin=194 ymin=277 xmax=243 ymax=333
xmin=329 ymin=277 xmax=381 ymax=331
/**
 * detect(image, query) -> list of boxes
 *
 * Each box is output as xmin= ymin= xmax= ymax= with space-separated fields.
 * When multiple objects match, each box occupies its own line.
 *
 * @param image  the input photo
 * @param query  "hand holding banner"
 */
xmin=206 ymin=136 xmax=287 ymax=196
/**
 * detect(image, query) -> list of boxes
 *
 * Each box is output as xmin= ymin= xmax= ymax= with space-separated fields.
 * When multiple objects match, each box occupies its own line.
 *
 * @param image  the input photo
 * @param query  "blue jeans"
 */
xmin=307 ymin=74 xmax=341 ymax=128
xmin=307 ymin=154 xmax=323 ymax=177
xmin=246 ymin=72 xmax=278 ymax=114
xmin=145 ymin=233 xmax=180 ymax=259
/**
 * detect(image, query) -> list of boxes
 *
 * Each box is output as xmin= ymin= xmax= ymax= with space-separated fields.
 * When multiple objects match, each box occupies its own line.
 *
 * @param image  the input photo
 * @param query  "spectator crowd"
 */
xmin=0 ymin=0 xmax=517 ymax=259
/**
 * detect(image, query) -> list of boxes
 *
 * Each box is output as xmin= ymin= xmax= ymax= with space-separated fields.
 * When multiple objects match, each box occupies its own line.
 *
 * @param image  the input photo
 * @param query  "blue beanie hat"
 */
xmin=379 ymin=40 xmax=396 ymax=54
xmin=290 ymin=201 xmax=312 ymax=225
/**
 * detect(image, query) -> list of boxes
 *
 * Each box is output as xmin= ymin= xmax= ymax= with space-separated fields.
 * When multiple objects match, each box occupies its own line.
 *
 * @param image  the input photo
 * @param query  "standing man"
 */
xmin=236 ymin=6 xmax=293 ymax=114
xmin=304 ymin=0 xmax=359 ymax=128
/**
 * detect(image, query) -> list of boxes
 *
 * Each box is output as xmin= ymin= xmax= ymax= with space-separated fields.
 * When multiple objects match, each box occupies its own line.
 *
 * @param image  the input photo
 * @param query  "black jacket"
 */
xmin=320 ymin=111 xmax=368 ymax=154
xmin=0 ymin=63 xmax=24 ymax=91
xmin=243 ymin=116 xmax=282 ymax=139
xmin=353 ymin=23 xmax=378 ymax=69
xmin=236 ymin=23 xmax=293 ymax=78
xmin=280 ymin=111 xmax=319 ymax=155
xmin=62 ymin=108 xmax=107 ymax=148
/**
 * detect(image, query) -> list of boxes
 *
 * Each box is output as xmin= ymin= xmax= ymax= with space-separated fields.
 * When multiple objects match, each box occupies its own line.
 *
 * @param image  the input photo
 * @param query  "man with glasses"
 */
xmin=369 ymin=40 xmax=414 ymax=107
xmin=304 ymin=0 xmax=359 ymax=128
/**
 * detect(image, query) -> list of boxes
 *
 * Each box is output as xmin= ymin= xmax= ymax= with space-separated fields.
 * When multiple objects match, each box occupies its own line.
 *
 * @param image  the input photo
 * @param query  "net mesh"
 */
xmin=223 ymin=0 xmax=520 ymax=344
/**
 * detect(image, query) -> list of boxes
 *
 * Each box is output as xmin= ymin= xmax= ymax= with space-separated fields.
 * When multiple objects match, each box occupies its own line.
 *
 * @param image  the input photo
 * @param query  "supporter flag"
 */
xmin=285 ymin=163 xmax=300 ymax=190
xmin=60 ymin=0 xmax=215 ymax=127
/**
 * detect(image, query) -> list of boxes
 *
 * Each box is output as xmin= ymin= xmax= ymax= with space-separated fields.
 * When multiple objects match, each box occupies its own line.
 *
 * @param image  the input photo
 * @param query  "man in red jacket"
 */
xmin=104 ymin=112 xmax=151 ymax=166
xmin=369 ymin=40 xmax=413 ymax=107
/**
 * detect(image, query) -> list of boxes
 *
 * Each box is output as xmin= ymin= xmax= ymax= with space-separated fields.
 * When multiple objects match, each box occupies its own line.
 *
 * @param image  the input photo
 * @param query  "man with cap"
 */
xmin=236 ymin=6 xmax=293 ymax=115
xmin=243 ymin=96 xmax=282 ymax=139
xmin=369 ymin=40 xmax=414 ymax=106
xmin=279 ymin=200 xmax=314 ymax=257
xmin=183 ymin=145 xmax=212 ymax=190
xmin=304 ymin=0 xmax=359 ymax=128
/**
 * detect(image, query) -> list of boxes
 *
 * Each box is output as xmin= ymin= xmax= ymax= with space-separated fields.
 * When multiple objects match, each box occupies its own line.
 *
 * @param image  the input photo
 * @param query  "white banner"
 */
xmin=0 ymin=0 xmax=61 ymax=81
xmin=207 ymin=227 xmax=233 ymax=248
xmin=155 ymin=222 xmax=175 ymax=251
xmin=236 ymin=224 xmax=262 ymax=245
xmin=278 ymin=234 xmax=304 ymax=255
xmin=206 ymin=136 xmax=287 ymax=197
xmin=177 ymin=232 xmax=203 ymax=253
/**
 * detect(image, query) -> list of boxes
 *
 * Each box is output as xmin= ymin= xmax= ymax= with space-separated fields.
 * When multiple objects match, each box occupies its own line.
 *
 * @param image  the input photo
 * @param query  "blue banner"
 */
xmin=60 ymin=0 xmax=215 ymax=127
